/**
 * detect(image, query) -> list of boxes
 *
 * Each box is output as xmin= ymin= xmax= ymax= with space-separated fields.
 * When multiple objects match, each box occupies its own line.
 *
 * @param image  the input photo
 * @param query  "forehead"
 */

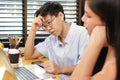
xmin=44 ymin=15 xmax=53 ymax=20
xmin=85 ymin=1 xmax=101 ymax=19
xmin=84 ymin=1 xmax=93 ymax=15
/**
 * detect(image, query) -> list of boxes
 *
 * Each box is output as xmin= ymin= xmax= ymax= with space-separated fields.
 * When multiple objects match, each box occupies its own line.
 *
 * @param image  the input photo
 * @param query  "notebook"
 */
xmin=0 ymin=48 xmax=54 ymax=80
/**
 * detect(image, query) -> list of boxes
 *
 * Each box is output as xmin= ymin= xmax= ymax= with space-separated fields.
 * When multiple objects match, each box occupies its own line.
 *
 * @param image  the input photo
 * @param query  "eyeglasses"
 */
xmin=42 ymin=17 xmax=56 ymax=29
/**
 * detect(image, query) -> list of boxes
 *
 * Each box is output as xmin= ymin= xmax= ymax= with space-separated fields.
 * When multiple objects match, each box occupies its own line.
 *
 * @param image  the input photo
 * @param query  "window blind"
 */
xmin=0 ymin=0 xmax=78 ymax=46
xmin=0 ymin=0 xmax=22 ymax=45
xmin=27 ymin=0 xmax=77 ymax=40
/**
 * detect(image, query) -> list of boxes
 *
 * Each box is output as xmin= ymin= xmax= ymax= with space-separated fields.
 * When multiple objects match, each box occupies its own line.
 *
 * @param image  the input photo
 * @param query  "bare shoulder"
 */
xmin=92 ymin=58 xmax=116 ymax=80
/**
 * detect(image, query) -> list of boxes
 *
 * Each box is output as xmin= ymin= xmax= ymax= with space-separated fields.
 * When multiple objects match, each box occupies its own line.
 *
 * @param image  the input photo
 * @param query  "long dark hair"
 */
xmin=86 ymin=0 xmax=120 ymax=79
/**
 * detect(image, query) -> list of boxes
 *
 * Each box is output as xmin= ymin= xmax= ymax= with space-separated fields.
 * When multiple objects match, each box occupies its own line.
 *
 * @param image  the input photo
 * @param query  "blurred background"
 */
xmin=0 ymin=0 xmax=84 ymax=47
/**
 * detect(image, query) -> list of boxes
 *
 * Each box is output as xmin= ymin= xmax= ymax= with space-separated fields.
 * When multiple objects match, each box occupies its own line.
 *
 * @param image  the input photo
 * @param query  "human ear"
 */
xmin=58 ymin=12 xmax=64 ymax=21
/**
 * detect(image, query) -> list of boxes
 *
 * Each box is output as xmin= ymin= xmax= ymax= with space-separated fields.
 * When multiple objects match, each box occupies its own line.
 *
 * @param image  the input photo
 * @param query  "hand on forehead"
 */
xmin=37 ymin=15 xmax=45 ymax=22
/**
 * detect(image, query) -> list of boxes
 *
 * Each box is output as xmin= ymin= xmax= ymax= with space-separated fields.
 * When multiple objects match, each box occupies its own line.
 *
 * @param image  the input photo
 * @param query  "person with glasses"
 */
xmin=24 ymin=1 xmax=89 ymax=80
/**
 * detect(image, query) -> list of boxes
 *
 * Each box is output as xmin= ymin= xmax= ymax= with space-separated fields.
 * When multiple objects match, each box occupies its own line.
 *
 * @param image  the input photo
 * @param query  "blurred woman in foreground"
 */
xmin=68 ymin=0 xmax=120 ymax=80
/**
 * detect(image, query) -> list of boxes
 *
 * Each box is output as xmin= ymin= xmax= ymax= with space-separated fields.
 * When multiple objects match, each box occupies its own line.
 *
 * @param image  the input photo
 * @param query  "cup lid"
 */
xmin=8 ymin=49 xmax=19 ymax=54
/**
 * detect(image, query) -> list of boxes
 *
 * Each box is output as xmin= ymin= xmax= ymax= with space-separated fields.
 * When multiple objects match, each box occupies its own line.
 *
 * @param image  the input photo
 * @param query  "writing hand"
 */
xmin=42 ymin=60 xmax=61 ymax=74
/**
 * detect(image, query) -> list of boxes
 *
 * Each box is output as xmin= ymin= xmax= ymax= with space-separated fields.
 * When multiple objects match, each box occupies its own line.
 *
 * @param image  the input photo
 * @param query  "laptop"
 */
xmin=0 ymin=48 xmax=54 ymax=80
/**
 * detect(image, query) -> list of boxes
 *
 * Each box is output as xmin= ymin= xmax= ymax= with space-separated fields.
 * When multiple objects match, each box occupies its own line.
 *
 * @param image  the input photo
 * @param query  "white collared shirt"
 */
xmin=35 ymin=22 xmax=89 ymax=80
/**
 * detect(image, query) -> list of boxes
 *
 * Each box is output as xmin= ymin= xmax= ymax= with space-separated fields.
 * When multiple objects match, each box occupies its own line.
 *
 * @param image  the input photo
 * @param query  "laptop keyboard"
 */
xmin=14 ymin=67 xmax=39 ymax=80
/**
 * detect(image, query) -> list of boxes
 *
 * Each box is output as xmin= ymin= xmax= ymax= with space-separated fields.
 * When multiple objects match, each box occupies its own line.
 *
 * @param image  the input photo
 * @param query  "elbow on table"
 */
xmin=24 ymin=52 xmax=32 ymax=60
xmin=24 ymin=54 xmax=31 ymax=60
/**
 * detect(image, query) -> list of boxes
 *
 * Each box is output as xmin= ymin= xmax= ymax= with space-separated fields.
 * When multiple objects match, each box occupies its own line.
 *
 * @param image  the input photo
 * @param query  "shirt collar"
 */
xmin=55 ymin=22 xmax=74 ymax=47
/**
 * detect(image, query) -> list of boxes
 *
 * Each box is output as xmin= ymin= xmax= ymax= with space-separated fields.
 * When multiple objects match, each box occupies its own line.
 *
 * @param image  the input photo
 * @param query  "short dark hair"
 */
xmin=34 ymin=1 xmax=65 ymax=18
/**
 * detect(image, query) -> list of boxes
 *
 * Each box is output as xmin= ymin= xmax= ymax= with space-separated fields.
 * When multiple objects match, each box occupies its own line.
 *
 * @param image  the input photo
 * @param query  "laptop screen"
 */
xmin=0 ymin=48 xmax=17 ymax=80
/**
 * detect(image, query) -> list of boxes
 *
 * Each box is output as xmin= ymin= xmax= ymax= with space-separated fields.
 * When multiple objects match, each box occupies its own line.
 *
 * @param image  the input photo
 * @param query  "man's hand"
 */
xmin=31 ymin=15 xmax=44 ymax=31
xmin=42 ymin=60 xmax=61 ymax=74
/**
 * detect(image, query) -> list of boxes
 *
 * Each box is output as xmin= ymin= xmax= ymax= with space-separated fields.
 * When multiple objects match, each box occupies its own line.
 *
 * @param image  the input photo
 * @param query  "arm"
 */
xmin=42 ymin=60 xmax=76 ymax=74
xmin=92 ymin=46 xmax=116 ymax=80
xmin=69 ymin=55 xmax=116 ymax=80
xmin=60 ymin=65 xmax=76 ymax=74
xmin=69 ymin=26 xmax=107 ymax=78
xmin=24 ymin=15 xmax=44 ymax=59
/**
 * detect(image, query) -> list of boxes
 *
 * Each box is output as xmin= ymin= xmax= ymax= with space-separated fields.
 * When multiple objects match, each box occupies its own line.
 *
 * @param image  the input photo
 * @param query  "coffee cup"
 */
xmin=8 ymin=49 xmax=20 ymax=68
